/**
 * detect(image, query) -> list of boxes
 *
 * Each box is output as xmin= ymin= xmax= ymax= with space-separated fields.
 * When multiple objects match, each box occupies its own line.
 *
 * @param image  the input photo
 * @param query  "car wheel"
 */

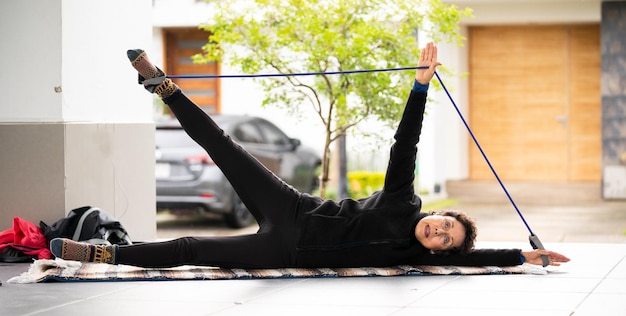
xmin=224 ymin=195 xmax=253 ymax=228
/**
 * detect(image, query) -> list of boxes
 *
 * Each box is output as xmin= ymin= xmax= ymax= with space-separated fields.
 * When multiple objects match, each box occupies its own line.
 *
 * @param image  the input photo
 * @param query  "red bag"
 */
xmin=0 ymin=217 xmax=52 ymax=261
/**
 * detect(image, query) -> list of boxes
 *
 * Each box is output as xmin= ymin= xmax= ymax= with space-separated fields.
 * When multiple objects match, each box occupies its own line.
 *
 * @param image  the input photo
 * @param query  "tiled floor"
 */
xmin=1 ymin=241 xmax=625 ymax=316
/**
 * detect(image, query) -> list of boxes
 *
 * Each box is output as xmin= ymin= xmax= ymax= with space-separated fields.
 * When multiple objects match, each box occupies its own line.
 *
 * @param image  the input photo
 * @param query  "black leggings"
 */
xmin=117 ymin=91 xmax=304 ymax=268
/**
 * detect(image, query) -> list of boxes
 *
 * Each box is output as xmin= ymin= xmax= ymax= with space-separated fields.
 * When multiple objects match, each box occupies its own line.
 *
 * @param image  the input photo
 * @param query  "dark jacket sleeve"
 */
xmin=381 ymin=90 xmax=427 ymax=202
xmin=412 ymin=248 xmax=523 ymax=267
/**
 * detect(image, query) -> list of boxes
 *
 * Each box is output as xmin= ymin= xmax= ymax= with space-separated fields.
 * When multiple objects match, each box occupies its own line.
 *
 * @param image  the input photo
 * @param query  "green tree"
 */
xmin=195 ymin=0 xmax=472 ymax=197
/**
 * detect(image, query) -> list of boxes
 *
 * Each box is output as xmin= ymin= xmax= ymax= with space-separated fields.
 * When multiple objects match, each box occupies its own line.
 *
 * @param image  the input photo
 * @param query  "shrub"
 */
xmin=348 ymin=171 xmax=386 ymax=199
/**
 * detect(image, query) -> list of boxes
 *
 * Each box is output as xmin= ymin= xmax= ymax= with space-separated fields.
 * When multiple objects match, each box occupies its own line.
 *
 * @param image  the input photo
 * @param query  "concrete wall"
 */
xmin=447 ymin=0 xmax=601 ymax=25
xmin=601 ymin=1 xmax=626 ymax=198
xmin=0 ymin=0 xmax=157 ymax=241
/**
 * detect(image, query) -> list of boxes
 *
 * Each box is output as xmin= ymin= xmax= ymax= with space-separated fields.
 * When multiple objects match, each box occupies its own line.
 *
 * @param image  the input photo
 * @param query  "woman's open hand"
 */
xmin=521 ymin=249 xmax=571 ymax=266
xmin=416 ymin=42 xmax=442 ymax=85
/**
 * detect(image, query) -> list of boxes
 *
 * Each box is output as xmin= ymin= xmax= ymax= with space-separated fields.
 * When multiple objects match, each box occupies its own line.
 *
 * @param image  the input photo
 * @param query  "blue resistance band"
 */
xmin=171 ymin=66 xmax=549 ymax=266
xmin=167 ymin=66 xmax=421 ymax=79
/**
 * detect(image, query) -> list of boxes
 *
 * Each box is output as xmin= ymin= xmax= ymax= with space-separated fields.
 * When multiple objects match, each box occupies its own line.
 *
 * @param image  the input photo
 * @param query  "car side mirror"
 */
xmin=289 ymin=138 xmax=301 ymax=150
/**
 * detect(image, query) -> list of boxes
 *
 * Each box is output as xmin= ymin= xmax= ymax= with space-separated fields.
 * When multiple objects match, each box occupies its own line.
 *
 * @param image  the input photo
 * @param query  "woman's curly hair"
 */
xmin=429 ymin=209 xmax=477 ymax=254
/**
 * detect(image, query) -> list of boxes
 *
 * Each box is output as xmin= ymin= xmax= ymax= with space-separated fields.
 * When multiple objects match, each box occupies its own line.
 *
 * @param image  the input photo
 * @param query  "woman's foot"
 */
xmin=49 ymin=238 xmax=117 ymax=264
xmin=127 ymin=49 xmax=179 ymax=99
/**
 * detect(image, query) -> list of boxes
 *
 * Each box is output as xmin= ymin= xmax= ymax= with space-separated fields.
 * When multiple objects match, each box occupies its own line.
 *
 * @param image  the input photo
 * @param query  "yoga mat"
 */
xmin=8 ymin=259 xmax=546 ymax=283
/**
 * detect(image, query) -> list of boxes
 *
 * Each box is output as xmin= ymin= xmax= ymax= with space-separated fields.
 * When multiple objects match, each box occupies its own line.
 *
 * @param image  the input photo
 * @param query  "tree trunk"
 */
xmin=338 ymin=133 xmax=348 ymax=199
xmin=318 ymin=134 xmax=333 ymax=198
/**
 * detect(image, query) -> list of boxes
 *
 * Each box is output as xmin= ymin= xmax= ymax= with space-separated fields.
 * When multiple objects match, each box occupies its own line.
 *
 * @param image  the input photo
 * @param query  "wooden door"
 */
xmin=567 ymin=25 xmax=602 ymax=181
xmin=164 ymin=28 xmax=221 ymax=114
xmin=468 ymin=25 xmax=600 ymax=182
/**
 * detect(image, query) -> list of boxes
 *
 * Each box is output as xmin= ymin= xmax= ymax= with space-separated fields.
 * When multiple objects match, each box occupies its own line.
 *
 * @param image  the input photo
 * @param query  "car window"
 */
xmin=233 ymin=122 xmax=263 ymax=144
xmin=257 ymin=120 xmax=290 ymax=146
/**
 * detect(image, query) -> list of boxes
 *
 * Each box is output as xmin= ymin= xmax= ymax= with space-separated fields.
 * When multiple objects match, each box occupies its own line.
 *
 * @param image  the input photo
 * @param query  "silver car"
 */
xmin=155 ymin=115 xmax=321 ymax=228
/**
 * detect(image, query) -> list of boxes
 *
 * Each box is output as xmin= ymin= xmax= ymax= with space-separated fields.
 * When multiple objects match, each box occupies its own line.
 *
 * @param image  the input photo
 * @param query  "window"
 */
xmin=257 ymin=120 xmax=290 ymax=146
xmin=233 ymin=122 xmax=263 ymax=144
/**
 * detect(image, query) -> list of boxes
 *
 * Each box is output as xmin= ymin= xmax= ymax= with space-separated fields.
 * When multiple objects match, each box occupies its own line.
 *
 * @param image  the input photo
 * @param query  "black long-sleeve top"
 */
xmin=293 ymin=89 xmax=522 ymax=268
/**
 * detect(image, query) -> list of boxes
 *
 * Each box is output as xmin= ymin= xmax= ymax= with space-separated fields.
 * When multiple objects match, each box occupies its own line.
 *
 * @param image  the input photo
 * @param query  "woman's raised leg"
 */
xmin=128 ymin=49 xmax=301 ymax=228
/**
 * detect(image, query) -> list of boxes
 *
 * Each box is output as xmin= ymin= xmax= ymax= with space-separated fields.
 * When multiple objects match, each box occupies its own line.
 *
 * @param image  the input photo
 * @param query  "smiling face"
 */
xmin=414 ymin=215 xmax=467 ymax=251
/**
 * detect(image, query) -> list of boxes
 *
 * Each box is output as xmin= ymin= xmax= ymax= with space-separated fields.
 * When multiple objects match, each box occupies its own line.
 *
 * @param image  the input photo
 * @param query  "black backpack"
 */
xmin=40 ymin=206 xmax=132 ymax=245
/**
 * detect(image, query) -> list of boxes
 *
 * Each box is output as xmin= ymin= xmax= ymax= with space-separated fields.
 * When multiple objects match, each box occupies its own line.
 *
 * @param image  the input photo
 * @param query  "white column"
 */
xmin=0 ymin=0 xmax=156 ymax=241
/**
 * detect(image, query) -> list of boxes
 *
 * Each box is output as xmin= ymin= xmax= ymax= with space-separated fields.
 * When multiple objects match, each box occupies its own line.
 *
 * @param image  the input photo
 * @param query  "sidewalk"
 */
xmin=440 ymin=181 xmax=626 ymax=244
xmin=446 ymin=200 xmax=626 ymax=244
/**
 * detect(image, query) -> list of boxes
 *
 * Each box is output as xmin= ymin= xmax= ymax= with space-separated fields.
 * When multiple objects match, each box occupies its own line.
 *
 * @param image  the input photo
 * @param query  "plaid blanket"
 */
xmin=8 ymin=259 xmax=546 ymax=283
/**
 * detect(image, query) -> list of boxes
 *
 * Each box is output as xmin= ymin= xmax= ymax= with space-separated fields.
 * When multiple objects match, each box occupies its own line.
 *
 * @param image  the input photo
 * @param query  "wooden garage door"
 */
xmin=164 ymin=28 xmax=221 ymax=114
xmin=469 ymin=25 xmax=601 ymax=182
